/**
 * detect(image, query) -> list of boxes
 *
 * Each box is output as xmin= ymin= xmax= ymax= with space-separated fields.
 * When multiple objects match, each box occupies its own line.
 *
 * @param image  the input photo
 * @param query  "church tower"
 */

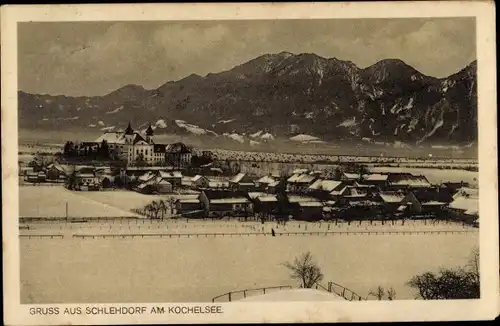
xmin=124 ymin=122 xmax=134 ymax=144
xmin=146 ymin=123 xmax=154 ymax=144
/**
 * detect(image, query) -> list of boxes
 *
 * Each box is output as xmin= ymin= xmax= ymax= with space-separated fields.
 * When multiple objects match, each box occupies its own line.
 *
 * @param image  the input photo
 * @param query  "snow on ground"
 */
xmin=250 ymin=131 xmax=263 ymax=138
xmin=175 ymin=120 xmax=210 ymax=135
xmin=155 ymin=119 xmax=167 ymax=128
xmin=106 ymin=106 xmax=124 ymax=114
xmin=19 ymin=187 xmax=138 ymax=218
xmin=338 ymin=117 xmax=357 ymax=127
xmin=224 ymin=133 xmax=245 ymax=143
xmin=260 ymin=133 xmax=275 ymax=140
xmin=20 ymin=226 xmax=477 ymax=303
xmin=100 ymin=126 xmax=115 ymax=132
xmin=290 ymin=134 xmax=320 ymax=142
xmin=239 ymin=289 xmax=345 ymax=302
xmin=370 ymin=167 xmax=478 ymax=185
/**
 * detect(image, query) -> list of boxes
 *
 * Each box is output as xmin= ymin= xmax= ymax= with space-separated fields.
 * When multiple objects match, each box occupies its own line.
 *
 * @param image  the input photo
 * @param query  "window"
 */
xmin=136 ymin=149 xmax=139 ymax=155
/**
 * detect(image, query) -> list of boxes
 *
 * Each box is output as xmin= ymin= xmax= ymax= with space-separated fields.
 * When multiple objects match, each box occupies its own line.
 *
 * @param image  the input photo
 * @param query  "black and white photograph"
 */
xmin=2 ymin=2 xmax=498 ymax=324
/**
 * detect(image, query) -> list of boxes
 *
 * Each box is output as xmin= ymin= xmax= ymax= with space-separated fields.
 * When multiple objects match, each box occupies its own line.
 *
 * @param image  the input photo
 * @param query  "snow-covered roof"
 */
xmin=379 ymin=192 xmax=406 ymax=203
xmin=178 ymin=198 xmax=200 ymax=204
xmin=210 ymin=198 xmax=250 ymax=204
xmin=257 ymin=175 xmax=276 ymax=184
xmin=230 ymin=173 xmax=247 ymax=183
xmin=296 ymin=174 xmax=316 ymax=183
xmin=287 ymin=173 xmax=302 ymax=183
xmin=268 ymin=181 xmax=280 ymax=187
xmin=308 ymin=179 xmax=343 ymax=192
xmin=365 ymin=173 xmax=389 ymax=181
xmin=257 ymin=195 xmax=278 ymax=202
xmin=292 ymin=168 xmax=309 ymax=175
xmin=248 ymin=192 xmax=268 ymax=199
xmin=330 ymin=187 xmax=348 ymax=196
xmin=159 ymin=171 xmax=183 ymax=178
xmin=238 ymin=289 xmax=345 ymax=302
xmin=449 ymin=197 xmax=479 ymax=215
xmin=191 ymin=175 xmax=205 ymax=182
xmin=342 ymin=172 xmax=360 ymax=180
xmin=421 ymin=201 xmax=446 ymax=206
xmin=389 ymin=175 xmax=431 ymax=187
xmin=288 ymin=196 xmax=319 ymax=203
xmin=453 ymin=187 xmax=479 ymax=199
xmin=298 ymin=201 xmax=323 ymax=207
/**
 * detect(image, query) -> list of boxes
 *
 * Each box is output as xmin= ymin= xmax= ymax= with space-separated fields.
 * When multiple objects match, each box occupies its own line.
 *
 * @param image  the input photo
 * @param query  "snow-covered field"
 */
xmin=20 ymin=220 xmax=478 ymax=303
xmin=19 ymin=187 xmax=138 ymax=218
xmin=370 ymin=167 xmax=478 ymax=185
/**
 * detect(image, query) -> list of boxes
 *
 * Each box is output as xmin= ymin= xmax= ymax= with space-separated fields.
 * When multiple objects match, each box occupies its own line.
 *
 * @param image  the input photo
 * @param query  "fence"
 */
xmin=323 ymin=282 xmax=364 ymax=301
xmin=19 ymin=234 xmax=64 ymax=239
xmin=212 ymin=286 xmax=292 ymax=302
xmin=64 ymin=229 xmax=477 ymax=240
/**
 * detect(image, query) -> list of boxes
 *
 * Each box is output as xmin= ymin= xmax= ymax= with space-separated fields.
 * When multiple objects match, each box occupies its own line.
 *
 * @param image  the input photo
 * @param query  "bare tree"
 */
xmin=387 ymin=287 xmax=396 ymax=301
xmin=368 ymin=286 xmax=385 ymax=300
xmin=282 ymin=252 xmax=324 ymax=288
xmin=407 ymin=247 xmax=480 ymax=300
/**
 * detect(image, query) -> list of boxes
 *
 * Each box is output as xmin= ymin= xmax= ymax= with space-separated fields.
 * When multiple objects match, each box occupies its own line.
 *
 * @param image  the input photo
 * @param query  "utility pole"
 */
xmin=66 ymin=201 xmax=68 ymax=221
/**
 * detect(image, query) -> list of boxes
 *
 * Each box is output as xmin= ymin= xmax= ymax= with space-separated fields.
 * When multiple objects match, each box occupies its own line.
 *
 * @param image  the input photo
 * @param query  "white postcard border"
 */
xmin=2 ymin=2 xmax=498 ymax=324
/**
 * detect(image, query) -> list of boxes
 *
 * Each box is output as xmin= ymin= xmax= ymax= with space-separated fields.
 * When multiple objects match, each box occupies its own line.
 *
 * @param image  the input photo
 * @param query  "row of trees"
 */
xmin=63 ymin=140 xmax=120 ymax=161
xmin=283 ymin=247 xmax=480 ymax=300
xmin=132 ymin=199 xmax=176 ymax=219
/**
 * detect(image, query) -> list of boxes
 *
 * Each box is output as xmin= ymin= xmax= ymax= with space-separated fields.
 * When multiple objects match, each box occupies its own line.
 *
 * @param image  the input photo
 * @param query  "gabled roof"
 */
xmin=453 ymin=187 xmax=479 ymax=199
xmin=387 ymin=173 xmax=431 ymax=187
xmin=159 ymin=171 xmax=183 ymax=178
xmin=257 ymin=175 xmax=276 ymax=184
xmin=256 ymin=195 xmax=278 ymax=202
xmin=292 ymin=168 xmax=310 ymax=175
xmin=287 ymin=195 xmax=319 ymax=203
xmin=210 ymin=198 xmax=250 ymax=204
xmin=230 ymin=173 xmax=247 ymax=183
xmin=287 ymin=173 xmax=303 ymax=183
xmin=203 ymin=189 xmax=248 ymax=200
xmin=248 ymin=192 xmax=268 ymax=199
xmin=330 ymin=186 xmax=348 ymax=196
xmin=379 ymin=191 xmax=406 ymax=203
xmin=298 ymin=201 xmax=323 ymax=207
xmin=342 ymin=172 xmax=361 ymax=180
xmin=296 ymin=174 xmax=316 ymax=184
xmin=308 ymin=179 xmax=343 ymax=192
xmin=364 ymin=173 xmax=389 ymax=181
xmin=449 ymin=197 xmax=479 ymax=215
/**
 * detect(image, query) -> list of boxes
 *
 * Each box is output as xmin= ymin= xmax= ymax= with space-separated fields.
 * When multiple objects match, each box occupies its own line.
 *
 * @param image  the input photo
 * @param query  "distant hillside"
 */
xmin=19 ymin=52 xmax=477 ymax=145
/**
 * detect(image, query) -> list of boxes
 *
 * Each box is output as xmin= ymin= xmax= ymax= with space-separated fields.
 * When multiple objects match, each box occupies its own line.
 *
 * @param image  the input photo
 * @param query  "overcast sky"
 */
xmin=18 ymin=18 xmax=476 ymax=97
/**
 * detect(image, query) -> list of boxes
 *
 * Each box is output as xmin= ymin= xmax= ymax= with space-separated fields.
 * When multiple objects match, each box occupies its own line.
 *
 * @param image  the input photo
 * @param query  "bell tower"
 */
xmin=124 ymin=122 xmax=134 ymax=144
xmin=146 ymin=124 xmax=154 ymax=144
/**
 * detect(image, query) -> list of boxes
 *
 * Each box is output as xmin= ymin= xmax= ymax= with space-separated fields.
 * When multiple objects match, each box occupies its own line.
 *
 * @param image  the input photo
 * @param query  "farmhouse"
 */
xmin=360 ymin=173 xmax=389 ymax=187
xmin=385 ymin=173 xmax=432 ymax=191
xmin=165 ymin=142 xmax=193 ymax=168
xmin=254 ymin=174 xmax=277 ymax=190
xmin=175 ymin=196 xmax=203 ymax=217
xmin=191 ymin=175 xmax=210 ymax=189
xmin=253 ymin=194 xmax=279 ymax=216
xmin=229 ymin=173 xmax=255 ymax=191
xmin=287 ymin=173 xmax=317 ymax=193
xmin=307 ymin=179 xmax=345 ymax=200
xmin=199 ymin=190 xmax=253 ymax=217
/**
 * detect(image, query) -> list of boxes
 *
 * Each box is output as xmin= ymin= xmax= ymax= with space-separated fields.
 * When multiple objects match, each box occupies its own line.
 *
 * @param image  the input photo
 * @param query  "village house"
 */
xmin=340 ymin=172 xmax=362 ymax=184
xmin=208 ymin=179 xmax=230 ymax=189
xmin=377 ymin=191 xmax=408 ymax=214
xmin=199 ymin=190 xmax=253 ymax=218
xmin=265 ymin=180 xmax=281 ymax=193
xmin=385 ymin=173 xmax=432 ymax=191
xmin=360 ymin=173 xmax=389 ymax=188
xmin=254 ymin=174 xmax=277 ymax=190
xmin=287 ymin=173 xmax=317 ymax=193
xmin=175 ymin=195 xmax=203 ymax=217
xmin=446 ymin=187 xmax=479 ymax=225
xmin=229 ymin=173 xmax=256 ymax=191
xmin=135 ymin=172 xmax=173 ymax=194
xmin=45 ymin=162 xmax=69 ymax=181
xmin=191 ymin=175 xmax=210 ymax=189
xmin=286 ymin=195 xmax=322 ymax=220
xmin=307 ymin=179 xmax=345 ymax=200
xmin=165 ymin=142 xmax=193 ymax=168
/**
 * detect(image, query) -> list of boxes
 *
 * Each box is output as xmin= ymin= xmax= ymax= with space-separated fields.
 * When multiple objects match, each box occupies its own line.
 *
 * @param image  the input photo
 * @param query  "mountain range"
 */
xmin=18 ymin=51 xmax=477 ymax=145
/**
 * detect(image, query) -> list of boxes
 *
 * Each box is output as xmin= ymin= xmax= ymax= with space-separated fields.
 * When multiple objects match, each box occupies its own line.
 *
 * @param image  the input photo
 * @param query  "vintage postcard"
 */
xmin=2 ymin=1 xmax=499 ymax=324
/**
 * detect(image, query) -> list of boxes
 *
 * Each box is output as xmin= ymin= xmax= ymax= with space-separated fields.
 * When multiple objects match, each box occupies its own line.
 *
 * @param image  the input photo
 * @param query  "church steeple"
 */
xmin=125 ymin=122 xmax=134 ymax=135
xmin=146 ymin=124 xmax=154 ymax=136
